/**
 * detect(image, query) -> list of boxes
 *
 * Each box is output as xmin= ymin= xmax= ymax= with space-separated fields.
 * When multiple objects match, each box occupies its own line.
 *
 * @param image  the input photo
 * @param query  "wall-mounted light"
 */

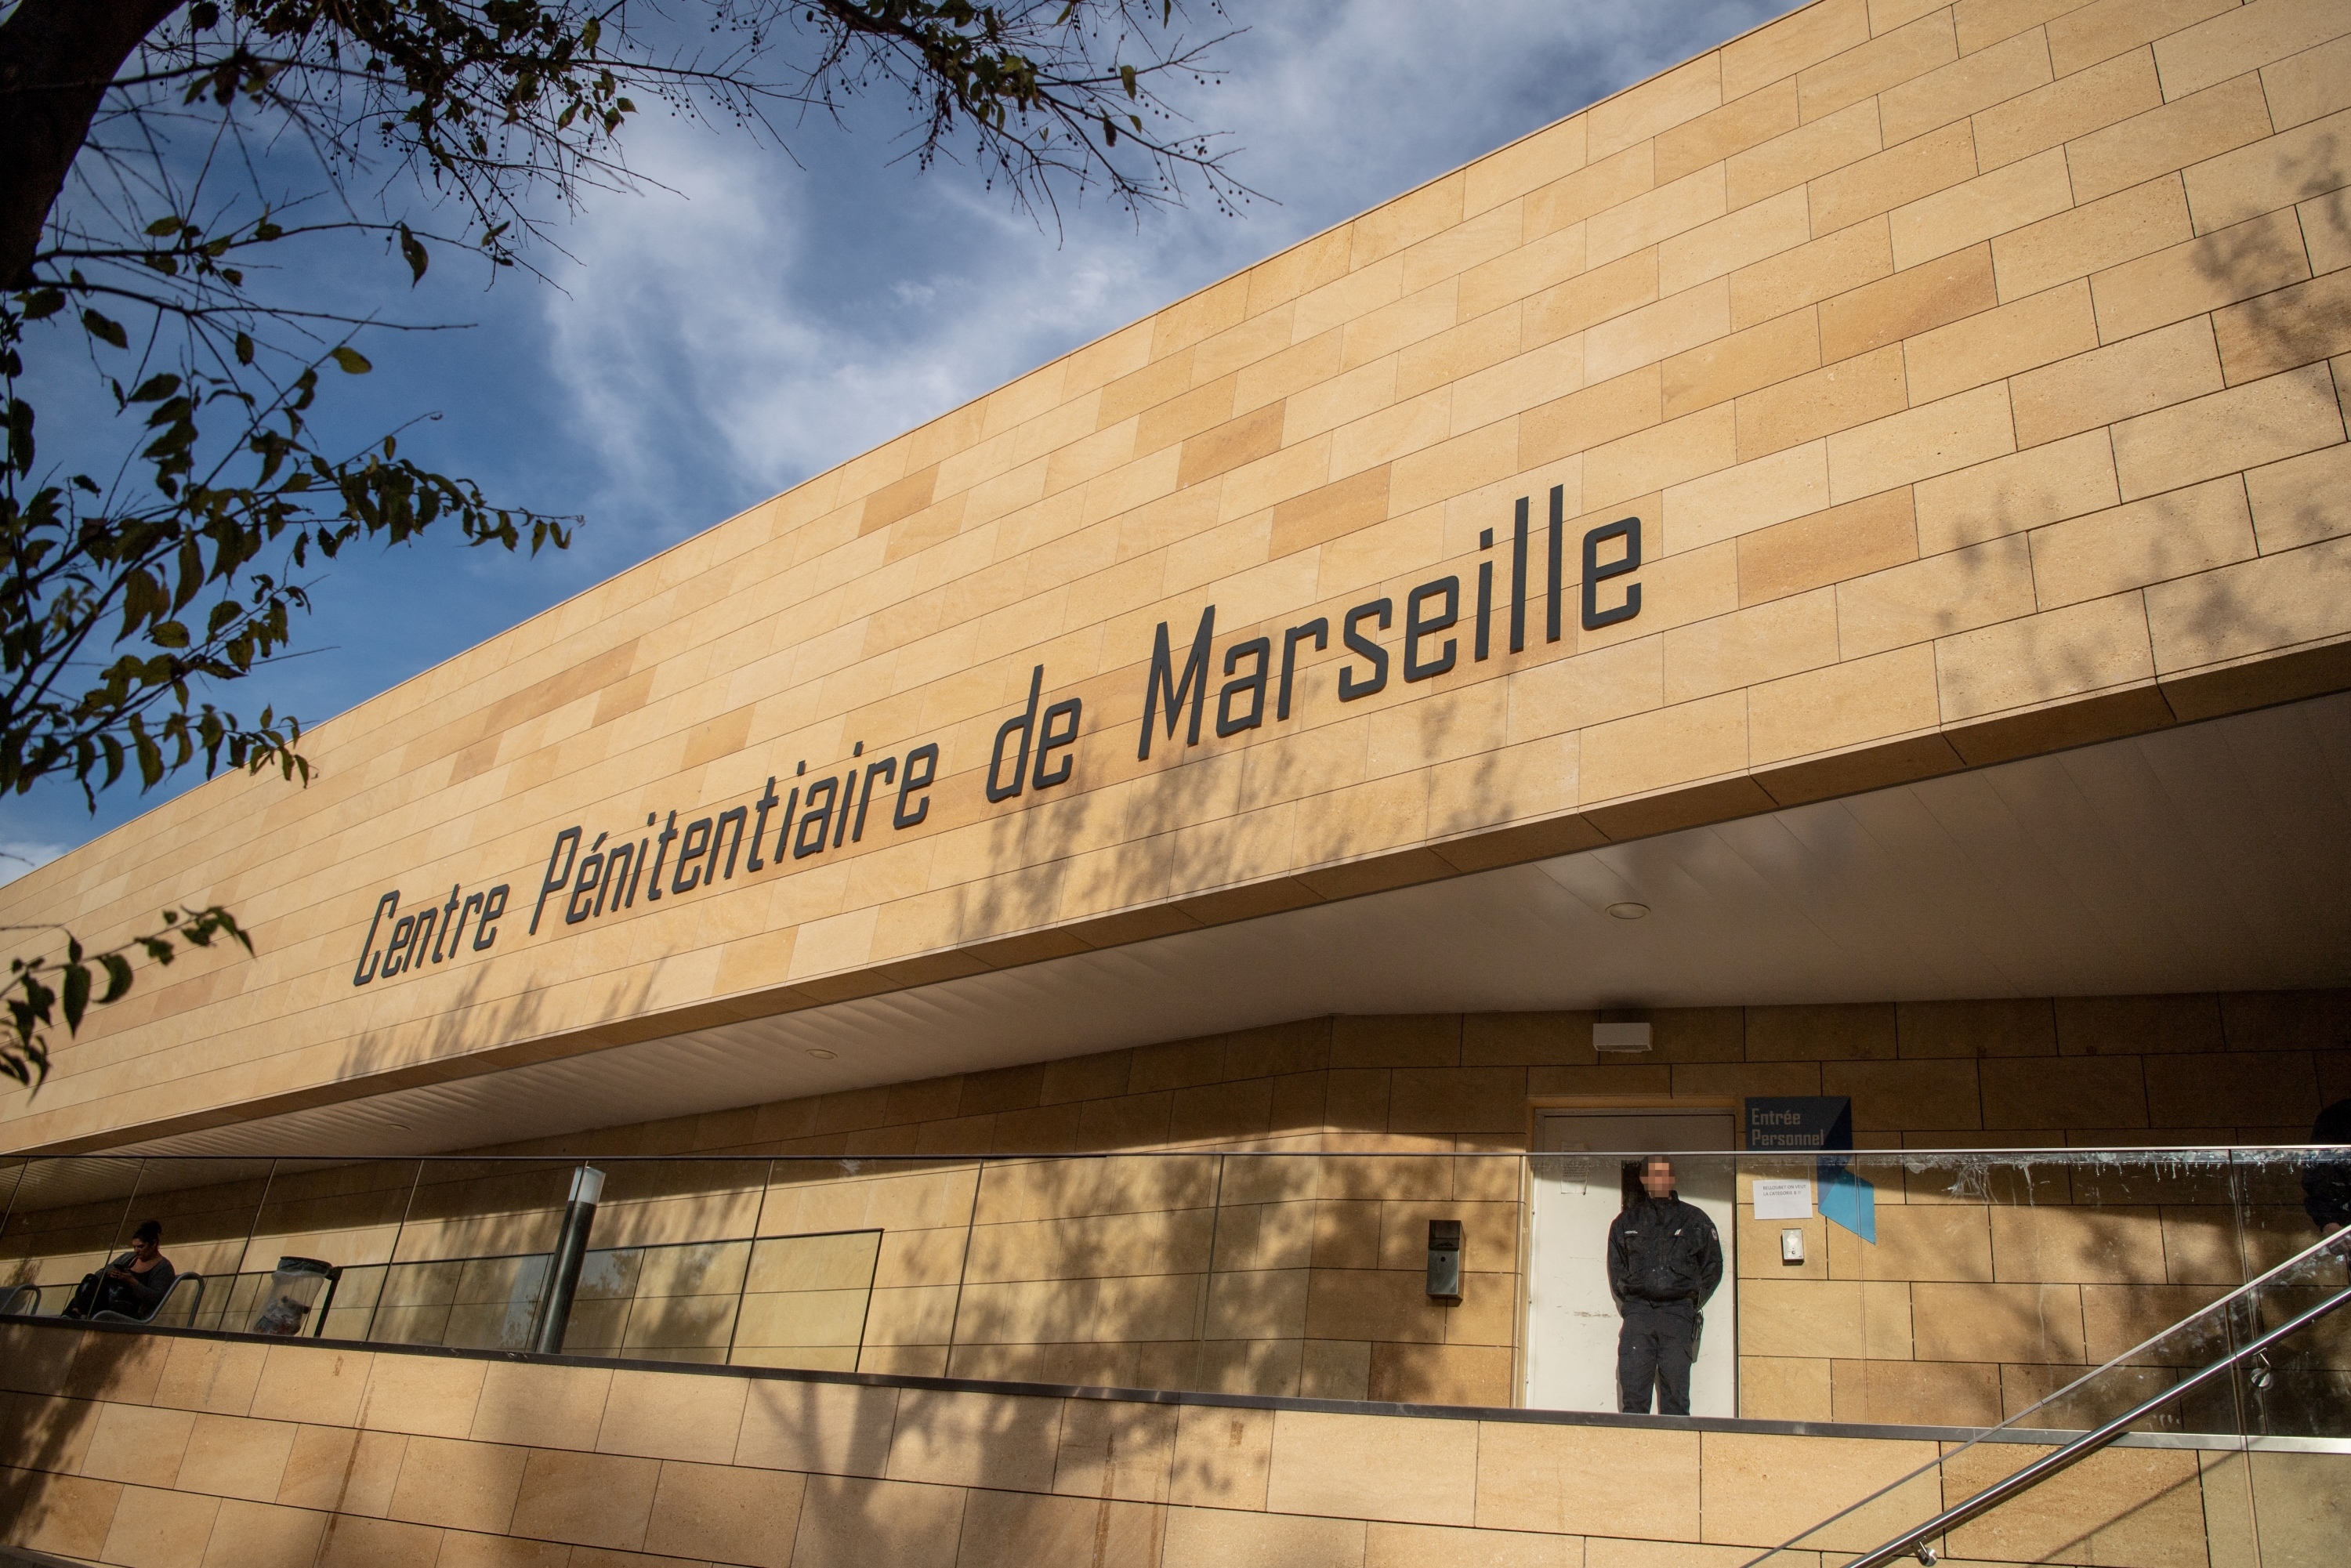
xmin=1426 ymin=1220 xmax=1463 ymax=1303
xmin=805 ymin=1048 xmax=837 ymax=1059
xmin=1781 ymin=1227 xmax=1806 ymax=1266
xmin=1593 ymin=1022 xmax=1652 ymax=1053
xmin=1607 ymin=901 xmax=1650 ymax=920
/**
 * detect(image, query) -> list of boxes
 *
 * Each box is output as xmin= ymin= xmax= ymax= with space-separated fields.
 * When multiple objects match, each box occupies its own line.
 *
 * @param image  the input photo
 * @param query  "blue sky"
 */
xmin=3 ymin=0 xmax=1788 ymax=876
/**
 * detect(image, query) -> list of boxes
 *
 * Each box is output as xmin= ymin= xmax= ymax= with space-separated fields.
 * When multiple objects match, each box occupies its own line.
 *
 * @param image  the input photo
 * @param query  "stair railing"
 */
xmin=1739 ymin=1225 xmax=2351 ymax=1567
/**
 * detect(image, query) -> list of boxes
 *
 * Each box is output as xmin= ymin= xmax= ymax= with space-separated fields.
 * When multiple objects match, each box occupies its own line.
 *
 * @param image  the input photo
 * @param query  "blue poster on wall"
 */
xmin=1819 ymin=1161 xmax=1877 ymax=1244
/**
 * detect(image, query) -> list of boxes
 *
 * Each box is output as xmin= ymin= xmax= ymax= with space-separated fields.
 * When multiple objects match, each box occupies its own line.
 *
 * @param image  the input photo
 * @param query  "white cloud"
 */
xmin=535 ymin=0 xmax=1787 ymax=539
xmin=0 ymin=842 xmax=70 ymax=888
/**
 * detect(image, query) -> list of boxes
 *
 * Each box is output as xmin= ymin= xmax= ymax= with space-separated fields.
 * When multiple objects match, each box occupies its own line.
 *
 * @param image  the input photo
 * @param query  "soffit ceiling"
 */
xmin=100 ymin=689 xmax=2351 ymax=1160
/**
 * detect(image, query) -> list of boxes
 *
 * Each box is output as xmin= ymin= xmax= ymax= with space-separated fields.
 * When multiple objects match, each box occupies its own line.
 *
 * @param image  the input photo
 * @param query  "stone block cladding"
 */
xmin=5 ymin=1317 xmax=2342 ymax=1566
xmin=4 ymin=0 xmax=2351 ymax=1157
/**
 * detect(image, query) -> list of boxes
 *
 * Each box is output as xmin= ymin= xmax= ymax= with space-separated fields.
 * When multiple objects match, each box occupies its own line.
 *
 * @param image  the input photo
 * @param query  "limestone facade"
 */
xmin=6 ymin=1317 xmax=2342 ymax=1567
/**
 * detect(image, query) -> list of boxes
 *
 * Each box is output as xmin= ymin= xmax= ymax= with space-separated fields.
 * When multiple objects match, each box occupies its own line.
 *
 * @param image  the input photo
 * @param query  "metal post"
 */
xmin=530 ymin=1164 xmax=604 ymax=1356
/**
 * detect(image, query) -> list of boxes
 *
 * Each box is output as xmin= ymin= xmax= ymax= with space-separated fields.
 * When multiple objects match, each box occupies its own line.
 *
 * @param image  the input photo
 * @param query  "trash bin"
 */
xmin=250 ymin=1256 xmax=339 ymax=1337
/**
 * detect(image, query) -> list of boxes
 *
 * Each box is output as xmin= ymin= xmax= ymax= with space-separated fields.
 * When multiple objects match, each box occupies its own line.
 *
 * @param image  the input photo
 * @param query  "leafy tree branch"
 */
xmin=0 ymin=906 xmax=250 ymax=1088
xmin=0 ymin=0 xmax=1243 ymax=1090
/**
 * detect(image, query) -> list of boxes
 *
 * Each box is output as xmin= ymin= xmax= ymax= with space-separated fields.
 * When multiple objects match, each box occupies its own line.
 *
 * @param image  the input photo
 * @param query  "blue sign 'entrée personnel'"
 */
xmin=1607 ymin=1155 xmax=1724 ymax=1417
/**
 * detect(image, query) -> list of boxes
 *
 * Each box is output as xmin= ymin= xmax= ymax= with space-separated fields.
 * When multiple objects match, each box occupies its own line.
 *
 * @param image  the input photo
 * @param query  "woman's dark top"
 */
xmin=100 ymin=1251 xmax=177 ymax=1316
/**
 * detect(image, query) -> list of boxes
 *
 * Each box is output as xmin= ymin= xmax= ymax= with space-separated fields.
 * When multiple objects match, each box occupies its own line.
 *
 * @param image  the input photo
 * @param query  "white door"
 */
xmin=1524 ymin=1108 xmax=1737 ymax=1416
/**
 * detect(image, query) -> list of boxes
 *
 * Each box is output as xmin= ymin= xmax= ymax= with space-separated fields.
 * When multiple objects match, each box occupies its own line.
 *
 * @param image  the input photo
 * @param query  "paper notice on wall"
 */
xmin=1752 ymin=1179 xmax=1813 ymax=1219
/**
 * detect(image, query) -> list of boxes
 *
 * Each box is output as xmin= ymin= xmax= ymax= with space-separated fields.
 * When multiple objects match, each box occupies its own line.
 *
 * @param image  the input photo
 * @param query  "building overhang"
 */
xmin=54 ymin=689 xmax=2351 ymax=1160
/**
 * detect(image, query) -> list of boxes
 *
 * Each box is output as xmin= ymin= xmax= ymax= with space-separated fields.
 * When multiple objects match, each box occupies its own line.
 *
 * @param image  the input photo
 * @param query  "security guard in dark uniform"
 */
xmin=1607 ymin=1153 xmax=1723 ymax=1416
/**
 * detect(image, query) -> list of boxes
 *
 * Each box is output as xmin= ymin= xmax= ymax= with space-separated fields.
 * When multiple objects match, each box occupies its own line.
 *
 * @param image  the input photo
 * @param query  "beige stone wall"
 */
xmin=5 ymin=0 xmax=2351 ymax=1155
xmin=5 ymin=994 xmax=2344 ymax=1417
xmin=8 ymin=1317 xmax=2342 ymax=1566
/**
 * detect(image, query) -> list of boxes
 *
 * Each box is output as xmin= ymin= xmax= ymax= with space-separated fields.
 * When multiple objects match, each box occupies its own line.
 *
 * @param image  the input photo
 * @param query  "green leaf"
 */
xmin=329 ymin=346 xmax=372 ymax=375
xmin=145 ymin=215 xmax=184 ymax=237
xmin=234 ymin=331 xmax=254 ymax=365
xmin=1121 ymin=63 xmax=1137 ymax=99
xmin=398 ymin=223 xmax=429 ymax=285
xmin=129 ymin=374 xmax=180 ymax=404
xmin=82 ymin=310 xmax=129 ymax=349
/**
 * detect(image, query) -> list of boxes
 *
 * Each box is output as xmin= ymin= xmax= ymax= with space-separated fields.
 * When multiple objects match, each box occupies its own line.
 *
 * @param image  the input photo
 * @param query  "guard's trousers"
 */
xmin=1617 ymin=1299 xmax=1701 ymax=1415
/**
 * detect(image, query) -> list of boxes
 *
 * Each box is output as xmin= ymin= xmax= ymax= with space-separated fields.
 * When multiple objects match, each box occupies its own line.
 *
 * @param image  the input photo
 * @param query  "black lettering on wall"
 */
xmin=604 ymin=842 xmax=636 ymax=914
xmin=748 ymin=779 xmax=781 ymax=872
xmin=353 ymin=891 xmax=399 ymax=985
xmin=430 ymin=885 xmax=461 ymax=961
xmin=1475 ymin=535 xmax=1494 ymax=664
xmin=408 ymin=906 xmax=439 ymax=972
xmin=474 ymin=885 xmax=508 ymax=950
xmin=1546 ymin=485 xmax=1566 ymax=644
xmin=672 ymin=817 xmax=713 ymax=895
xmin=1278 ymin=618 xmax=1328 ymax=721
xmin=452 ymin=890 xmax=484 ymax=952
xmin=896 ymin=744 xmax=939 ymax=828
xmin=712 ymin=806 xmax=749 ymax=879
xmin=794 ymin=777 xmax=838 ymax=858
xmin=1217 ymin=639 xmax=1270 ymax=737
xmin=1510 ymin=496 xmax=1530 ymax=654
xmin=772 ymin=784 xmax=801 ymax=864
xmin=530 ymin=827 xmax=582 ymax=935
xmin=988 ymin=666 xmax=1044 ymax=802
xmin=1340 ymin=599 xmax=1391 ymax=701
xmin=646 ymin=813 xmax=679 ymax=901
xmin=1139 ymin=606 xmax=1215 ymax=760
xmin=831 ymin=760 xmax=858 ymax=849
xmin=1581 ymin=516 xmax=1643 ymax=631
xmin=383 ymin=914 xmax=417 ymax=976
xmin=567 ymin=835 xmax=610 ymax=923
xmin=1406 ymin=578 xmax=1459 ymax=683
xmin=1033 ymin=702 xmax=1081 ymax=788
xmin=853 ymin=757 xmax=898 ymax=838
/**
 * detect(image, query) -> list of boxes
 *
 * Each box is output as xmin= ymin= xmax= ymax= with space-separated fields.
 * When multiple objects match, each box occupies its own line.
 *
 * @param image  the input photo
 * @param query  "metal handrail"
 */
xmin=1744 ymin=1228 xmax=2351 ymax=1568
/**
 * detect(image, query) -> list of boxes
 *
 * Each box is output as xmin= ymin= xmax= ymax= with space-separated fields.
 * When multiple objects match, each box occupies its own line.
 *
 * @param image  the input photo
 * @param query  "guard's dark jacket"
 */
xmin=1607 ymin=1195 xmax=1723 ymax=1309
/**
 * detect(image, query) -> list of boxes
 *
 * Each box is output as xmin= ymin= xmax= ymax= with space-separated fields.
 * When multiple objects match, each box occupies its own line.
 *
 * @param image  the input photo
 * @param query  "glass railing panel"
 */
xmin=2230 ymin=1186 xmax=2351 ymax=1442
xmin=390 ymin=1158 xmax=575 ymax=1269
xmin=1731 ymin=1148 xmax=2254 ymax=1432
xmin=759 ymin=1156 xmax=980 ymax=1378
xmin=1199 ymin=1150 xmax=1320 ymax=1399
xmin=607 ymin=1237 xmax=750 ymax=1364
xmin=237 ymin=1158 xmax=422 ymax=1338
xmin=364 ymin=1257 xmax=472 ymax=1346
xmin=731 ymin=1229 xmax=882 ymax=1371
xmin=560 ymin=1246 xmax=646 ymax=1356
xmin=99 ymin=1158 xmax=276 ymax=1325
xmin=0 ymin=1157 xmax=150 ymax=1315
xmin=1733 ymin=1226 xmax=2348 ymax=1566
xmin=589 ymin=1157 xmax=767 ymax=1252
xmin=955 ymin=1153 xmax=1219 ymax=1389
xmin=1194 ymin=1151 xmax=1525 ymax=1406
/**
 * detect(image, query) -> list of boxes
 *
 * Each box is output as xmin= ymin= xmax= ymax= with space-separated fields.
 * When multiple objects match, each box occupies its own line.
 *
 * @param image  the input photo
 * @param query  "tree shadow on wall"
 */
xmin=0 ymin=1323 xmax=136 ymax=1557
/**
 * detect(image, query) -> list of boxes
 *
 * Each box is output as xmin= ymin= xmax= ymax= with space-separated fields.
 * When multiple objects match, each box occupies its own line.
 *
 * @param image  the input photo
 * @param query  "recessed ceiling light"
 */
xmin=1607 ymin=902 xmax=1651 ymax=921
xmin=804 ymin=1048 xmax=838 ymax=1060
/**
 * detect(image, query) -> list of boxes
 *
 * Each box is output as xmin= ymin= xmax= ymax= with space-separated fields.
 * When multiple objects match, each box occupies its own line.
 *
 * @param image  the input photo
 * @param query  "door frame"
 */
xmin=1514 ymin=1095 xmax=1744 ymax=1410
